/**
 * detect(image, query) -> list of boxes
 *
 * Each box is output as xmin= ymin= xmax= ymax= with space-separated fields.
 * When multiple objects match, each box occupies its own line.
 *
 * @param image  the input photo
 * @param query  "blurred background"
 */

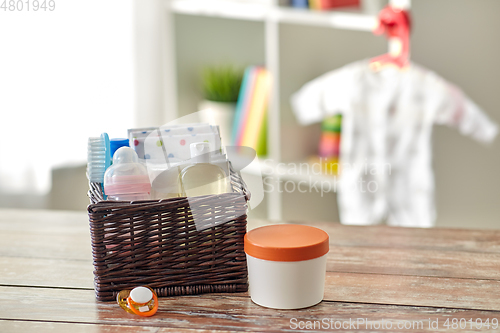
xmin=0 ymin=0 xmax=499 ymax=229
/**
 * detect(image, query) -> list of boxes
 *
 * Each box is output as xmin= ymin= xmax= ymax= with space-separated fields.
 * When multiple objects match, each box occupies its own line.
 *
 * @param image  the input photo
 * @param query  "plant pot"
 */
xmin=198 ymin=100 xmax=236 ymax=148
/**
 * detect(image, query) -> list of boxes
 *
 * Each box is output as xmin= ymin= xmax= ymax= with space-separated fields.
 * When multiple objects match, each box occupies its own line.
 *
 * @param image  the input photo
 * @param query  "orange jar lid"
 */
xmin=244 ymin=224 xmax=329 ymax=262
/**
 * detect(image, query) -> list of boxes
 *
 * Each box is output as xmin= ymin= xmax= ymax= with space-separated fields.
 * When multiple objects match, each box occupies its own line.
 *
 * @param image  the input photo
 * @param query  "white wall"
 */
xmin=411 ymin=0 xmax=500 ymax=229
xmin=174 ymin=15 xmax=265 ymax=117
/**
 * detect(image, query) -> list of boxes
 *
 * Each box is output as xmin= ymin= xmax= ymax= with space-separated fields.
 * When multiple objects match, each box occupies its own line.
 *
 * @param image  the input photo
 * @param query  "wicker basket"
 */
xmin=87 ymin=165 xmax=250 ymax=301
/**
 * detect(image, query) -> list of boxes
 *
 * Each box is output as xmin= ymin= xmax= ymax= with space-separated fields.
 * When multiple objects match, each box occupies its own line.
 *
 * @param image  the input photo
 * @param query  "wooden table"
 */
xmin=1 ymin=209 xmax=500 ymax=332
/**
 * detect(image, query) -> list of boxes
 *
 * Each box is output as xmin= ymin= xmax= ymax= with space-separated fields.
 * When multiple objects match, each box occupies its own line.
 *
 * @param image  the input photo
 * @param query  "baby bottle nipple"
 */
xmin=117 ymin=286 xmax=158 ymax=317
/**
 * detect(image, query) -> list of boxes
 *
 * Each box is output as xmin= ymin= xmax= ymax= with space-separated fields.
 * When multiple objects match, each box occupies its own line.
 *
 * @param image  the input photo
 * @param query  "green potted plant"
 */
xmin=198 ymin=65 xmax=243 ymax=147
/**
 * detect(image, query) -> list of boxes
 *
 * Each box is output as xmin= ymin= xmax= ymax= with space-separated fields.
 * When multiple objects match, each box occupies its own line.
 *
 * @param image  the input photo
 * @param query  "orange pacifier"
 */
xmin=117 ymin=286 xmax=158 ymax=317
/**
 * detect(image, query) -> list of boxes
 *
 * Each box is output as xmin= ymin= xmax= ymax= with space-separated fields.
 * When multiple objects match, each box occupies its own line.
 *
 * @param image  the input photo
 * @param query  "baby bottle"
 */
xmin=104 ymin=147 xmax=151 ymax=201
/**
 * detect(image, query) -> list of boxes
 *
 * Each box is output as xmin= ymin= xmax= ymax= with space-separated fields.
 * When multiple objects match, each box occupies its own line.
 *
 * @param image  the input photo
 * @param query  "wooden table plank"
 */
xmin=2 ymin=234 xmax=499 ymax=285
xmin=2 ymin=243 xmax=500 ymax=287
xmin=327 ymin=246 xmax=500 ymax=280
xmin=0 ymin=209 xmax=89 ymax=235
xmin=1 ymin=287 xmax=499 ymax=332
xmin=324 ymin=272 xmax=500 ymax=311
xmin=0 ymin=256 xmax=94 ymax=289
xmin=0 ymin=320 xmax=244 ymax=333
xmin=312 ymin=222 xmax=500 ymax=254
xmin=2 ymin=212 xmax=499 ymax=255
xmin=3 ymin=240 xmax=500 ymax=285
xmin=2 ymin=211 xmax=500 ymax=332
xmin=2 ymin=214 xmax=499 ymax=284
xmin=0 ymin=320 xmax=237 ymax=333
xmin=0 ymin=213 xmax=498 ymax=312
xmin=2 ymin=254 xmax=499 ymax=312
xmin=252 ymin=220 xmax=500 ymax=253
xmin=0 ymin=320 xmax=160 ymax=333
xmin=0 ymin=232 xmax=92 ymax=261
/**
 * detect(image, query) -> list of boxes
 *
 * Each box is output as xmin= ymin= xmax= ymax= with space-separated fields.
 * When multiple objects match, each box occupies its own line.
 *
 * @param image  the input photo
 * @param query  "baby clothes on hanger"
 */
xmin=291 ymin=60 xmax=498 ymax=227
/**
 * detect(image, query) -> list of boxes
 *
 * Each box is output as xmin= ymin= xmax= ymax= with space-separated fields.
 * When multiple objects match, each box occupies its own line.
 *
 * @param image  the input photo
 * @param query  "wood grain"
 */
xmin=0 ymin=320 xmax=160 ymax=333
xmin=300 ymin=221 xmax=500 ymax=254
xmin=250 ymin=219 xmax=500 ymax=253
xmin=0 ymin=320 xmax=240 ymax=333
xmin=0 ymin=232 xmax=92 ymax=261
xmin=2 ymin=211 xmax=500 ymax=332
xmin=0 ymin=256 xmax=94 ymax=289
xmin=0 ymin=250 xmax=500 ymax=310
xmin=327 ymin=245 xmax=500 ymax=280
xmin=4 ymin=212 xmax=500 ymax=255
xmin=2 ymin=215 xmax=499 ymax=284
xmin=3 ymin=260 xmax=499 ymax=312
xmin=0 ymin=287 xmax=499 ymax=332
xmin=324 ymin=272 xmax=500 ymax=311
xmin=2 ymin=237 xmax=499 ymax=287
xmin=0 ymin=209 xmax=89 ymax=234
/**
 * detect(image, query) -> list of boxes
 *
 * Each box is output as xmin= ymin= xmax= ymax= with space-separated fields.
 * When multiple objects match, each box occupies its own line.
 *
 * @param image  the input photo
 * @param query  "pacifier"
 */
xmin=117 ymin=286 xmax=158 ymax=317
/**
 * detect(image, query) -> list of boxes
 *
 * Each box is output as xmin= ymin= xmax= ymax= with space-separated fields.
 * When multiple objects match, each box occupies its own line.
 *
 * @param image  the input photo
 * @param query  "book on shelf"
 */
xmin=211 ymin=0 xmax=275 ymax=4
xmin=291 ymin=0 xmax=309 ymax=8
xmin=309 ymin=0 xmax=321 ymax=10
xmin=255 ymin=112 xmax=267 ymax=156
xmin=232 ymin=66 xmax=270 ymax=156
xmin=310 ymin=0 xmax=360 ymax=10
xmin=232 ymin=66 xmax=258 ymax=145
xmin=319 ymin=114 xmax=342 ymax=158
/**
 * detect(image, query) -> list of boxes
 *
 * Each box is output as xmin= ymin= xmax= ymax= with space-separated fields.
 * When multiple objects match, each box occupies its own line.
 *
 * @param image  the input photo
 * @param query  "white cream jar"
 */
xmin=244 ymin=224 xmax=329 ymax=309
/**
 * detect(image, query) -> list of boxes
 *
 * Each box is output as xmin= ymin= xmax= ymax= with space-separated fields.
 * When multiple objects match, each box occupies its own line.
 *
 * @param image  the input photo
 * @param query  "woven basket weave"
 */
xmin=87 ymin=165 xmax=250 ymax=301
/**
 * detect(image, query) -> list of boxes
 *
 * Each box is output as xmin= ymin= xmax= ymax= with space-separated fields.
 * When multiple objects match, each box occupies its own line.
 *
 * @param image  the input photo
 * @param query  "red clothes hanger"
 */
xmin=370 ymin=5 xmax=411 ymax=70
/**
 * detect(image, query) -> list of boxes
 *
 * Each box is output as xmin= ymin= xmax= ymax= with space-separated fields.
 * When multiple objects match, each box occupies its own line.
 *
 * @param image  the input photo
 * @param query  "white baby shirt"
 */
xmin=291 ymin=60 xmax=498 ymax=227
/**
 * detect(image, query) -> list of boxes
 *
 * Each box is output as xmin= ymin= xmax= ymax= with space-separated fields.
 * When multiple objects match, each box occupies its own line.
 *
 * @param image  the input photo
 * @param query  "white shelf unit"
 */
xmin=170 ymin=0 xmax=378 ymax=30
xmin=164 ymin=0 xmax=408 ymax=221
